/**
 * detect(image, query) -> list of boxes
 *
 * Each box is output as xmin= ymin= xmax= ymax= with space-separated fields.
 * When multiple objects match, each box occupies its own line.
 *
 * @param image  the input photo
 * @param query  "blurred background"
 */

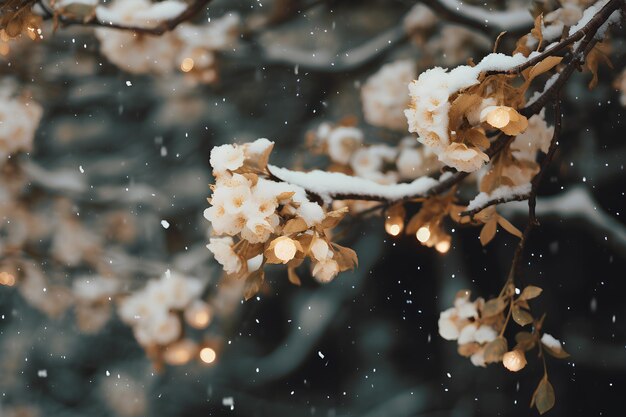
xmin=0 ymin=0 xmax=625 ymax=416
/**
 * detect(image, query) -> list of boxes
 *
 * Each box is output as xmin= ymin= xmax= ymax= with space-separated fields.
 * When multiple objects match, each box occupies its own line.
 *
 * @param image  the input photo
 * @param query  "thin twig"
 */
xmin=41 ymin=0 xmax=213 ymax=35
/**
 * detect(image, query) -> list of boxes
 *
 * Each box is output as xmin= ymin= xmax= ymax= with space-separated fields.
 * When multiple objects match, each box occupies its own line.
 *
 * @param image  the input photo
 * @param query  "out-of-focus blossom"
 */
xmin=361 ymin=60 xmax=415 ymax=131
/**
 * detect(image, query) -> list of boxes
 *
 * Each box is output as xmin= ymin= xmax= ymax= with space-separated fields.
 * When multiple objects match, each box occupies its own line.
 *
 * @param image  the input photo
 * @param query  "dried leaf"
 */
xmin=531 ymin=377 xmax=555 ymax=415
xmin=519 ymin=285 xmax=543 ymax=301
xmin=331 ymin=243 xmax=358 ymax=271
xmin=449 ymin=94 xmax=483 ymax=128
xmin=276 ymin=191 xmax=295 ymax=201
xmin=465 ymin=128 xmax=490 ymax=149
xmin=243 ymin=270 xmax=265 ymax=301
xmin=542 ymin=344 xmax=570 ymax=359
xmin=530 ymin=14 xmax=544 ymax=51
xmin=320 ymin=207 xmax=349 ymax=229
xmin=482 ymin=297 xmax=507 ymax=318
xmin=586 ymin=42 xmax=612 ymax=89
xmin=458 ymin=342 xmax=481 ymax=357
xmin=512 ymin=305 xmax=534 ymax=326
xmin=497 ymin=215 xmax=522 ymax=238
xmin=527 ymin=56 xmax=562 ymax=81
xmin=484 ymin=336 xmax=508 ymax=364
xmin=515 ymin=331 xmax=536 ymax=351
xmin=480 ymin=219 xmax=497 ymax=246
xmin=282 ymin=217 xmax=309 ymax=234
xmin=287 ymin=267 xmax=301 ymax=286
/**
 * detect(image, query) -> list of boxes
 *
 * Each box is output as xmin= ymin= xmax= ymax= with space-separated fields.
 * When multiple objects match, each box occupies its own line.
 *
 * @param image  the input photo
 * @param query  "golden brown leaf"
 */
xmin=282 ymin=218 xmax=309 ymax=234
xmin=497 ymin=215 xmax=522 ymax=238
xmin=527 ymin=56 xmax=562 ymax=81
xmin=531 ymin=377 xmax=555 ymax=415
xmin=331 ymin=243 xmax=358 ymax=271
xmin=479 ymin=219 xmax=497 ymax=246
xmin=512 ymin=305 xmax=534 ymax=326
xmin=482 ymin=297 xmax=507 ymax=318
xmin=542 ymin=344 xmax=570 ymax=359
xmin=320 ymin=207 xmax=349 ymax=229
xmin=244 ymin=270 xmax=265 ymax=301
xmin=519 ymin=285 xmax=543 ymax=301
xmin=484 ymin=336 xmax=508 ymax=364
xmin=586 ymin=42 xmax=612 ymax=89
xmin=515 ymin=331 xmax=536 ymax=351
xmin=287 ymin=267 xmax=301 ymax=286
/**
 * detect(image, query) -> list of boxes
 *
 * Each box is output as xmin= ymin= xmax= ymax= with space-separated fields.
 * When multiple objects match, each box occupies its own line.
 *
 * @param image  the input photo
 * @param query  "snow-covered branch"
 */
xmin=422 ymin=0 xmax=534 ymax=35
xmin=503 ymin=186 xmax=626 ymax=254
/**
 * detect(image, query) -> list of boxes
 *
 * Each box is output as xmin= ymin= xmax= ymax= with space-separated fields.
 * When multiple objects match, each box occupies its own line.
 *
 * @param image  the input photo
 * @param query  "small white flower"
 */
xmin=470 ymin=349 xmax=486 ymax=367
xmin=474 ymin=324 xmax=498 ymax=344
xmin=310 ymin=237 xmax=330 ymax=261
xmin=312 ymin=258 xmax=339 ymax=283
xmin=150 ymin=312 xmax=182 ymax=345
xmin=350 ymin=148 xmax=383 ymax=176
xmin=439 ymin=143 xmax=489 ymax=173
xmin=454 ymin=297 xmax=479 ymax=319
xmin=458 ymin=323 xmax=478 ymax=345
xmin=437 ymin=308 xmax=460 ymax=340
xmin=511 ymin=110 xmax=554 ymax=161
xmin=396 ymin=147 xmax=424 ymax=179
xmin=326 ymin=127 xmax=363 ymax=164
xmin=210 ymin=144 xmax=245 ymax=172
xmin=247 ymin=254 xmax=263 ymax=272
xmin=361 ymin=60 xmax=415 ymax=131
xmin=207 ymin=237 xmax=242 ymax=274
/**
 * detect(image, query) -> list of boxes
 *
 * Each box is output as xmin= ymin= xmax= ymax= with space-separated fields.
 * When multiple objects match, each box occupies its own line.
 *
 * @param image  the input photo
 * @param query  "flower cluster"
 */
xmin=438 ymin=290 xmax=501 ymax=367
xmin=94 ymin=0 xmax=239 ymax=82
xmin=438 ymin=283 xmax=570 ymax=411
xmin=517 ymin=0 xmax=596 ymax=54
xmin=404 ymin=50 xmax=565 ymax=173
xmin=310 ymin=123 xmax=440 ymax=183
xmin=118 ymin=270 xmax=207 ymax=347
xmin=0 ymin=92 xmax=42 ymax=163
xmin=361 ymin=60 xmax=416 ymax=131
xmin=205 ymin=139 xmax=358 ymax=294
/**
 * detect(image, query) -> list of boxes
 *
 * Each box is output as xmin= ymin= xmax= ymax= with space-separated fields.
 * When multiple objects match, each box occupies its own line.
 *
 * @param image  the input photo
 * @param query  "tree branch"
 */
xmin=40 ymin=0 xmax=213 ymax=35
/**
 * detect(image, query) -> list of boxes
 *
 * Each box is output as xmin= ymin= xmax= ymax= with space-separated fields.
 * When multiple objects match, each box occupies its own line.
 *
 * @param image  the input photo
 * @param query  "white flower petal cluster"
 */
xmin=396 ymin=138 xmax=440 ymax=180
xmin=175 ymin=14 xmax=240 ymax=84
xmin=207 ymin=237 xmax=241 ymax=274
xmin=118 ymin=270 xmax=204 ymax=347
xmin=438 ymin=292 xmax=498 ymax=367
xmin=510 ymin=110 xmax=554 ymax=161
xmin=403 ymin=4 xmax=437 ymax=34
xmin=405 ymin=67 xmax=452 ymax=153
xmin=309 ymin=236 xmax=338 ymax=283
xmin=0 ymin=94 xmax=42 ymax=163
xmin=405 ymin=52 xmax=530 ymax=173
xmin=361 ymin=60 xmax=416 ymax=131
xmin=95 ymin=0 xmax=239 ymax=79
xmin=314 ymin=125 xmax=439 ymax=185
xmin=314 ymin=124 xmax=363 ymax=165
xmin=439 ymin=142 xmax=489 ymax=173
xmin=205 ymin=139 xmax=325 ymax=246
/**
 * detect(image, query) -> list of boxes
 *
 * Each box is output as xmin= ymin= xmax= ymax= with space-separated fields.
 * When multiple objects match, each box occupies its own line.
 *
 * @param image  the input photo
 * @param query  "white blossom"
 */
xmin=361 ymin=60 xmax=415 ymax=131
xmin=207 ymin=237 xmax=242 ymax=274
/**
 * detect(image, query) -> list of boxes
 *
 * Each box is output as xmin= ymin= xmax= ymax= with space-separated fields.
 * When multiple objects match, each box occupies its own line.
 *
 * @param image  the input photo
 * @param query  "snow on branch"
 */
xmin=502 ymin=186 xmax=626 ymax=254
xmin=269 ymin=165 xmax=440 ymax=203
xmin=423 ymin=0 xmax=534 ymax=34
